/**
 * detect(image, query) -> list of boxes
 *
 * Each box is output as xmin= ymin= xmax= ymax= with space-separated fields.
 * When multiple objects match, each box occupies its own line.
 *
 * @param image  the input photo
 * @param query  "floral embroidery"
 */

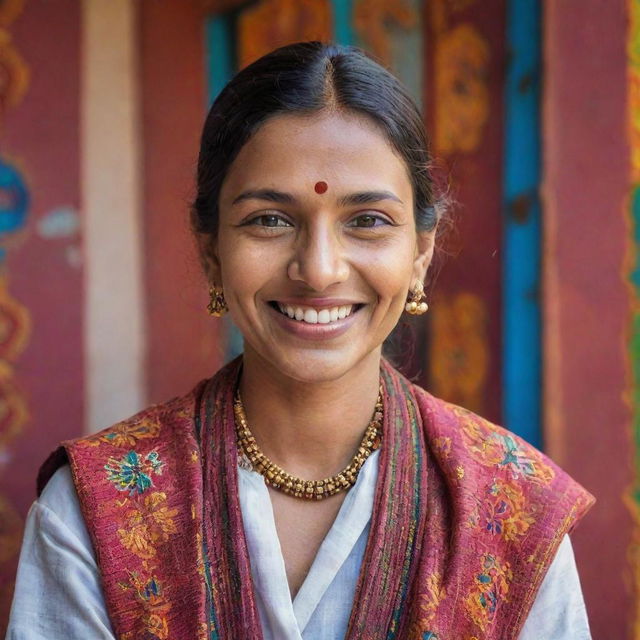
xmin=119 ymin=572 xmax=171 ymax=640
xmin=452 ymin=405 xmax=555 ymax=484
xmin=105 ymin=450 xmax=164 ymax=495
xmin=117 ymin=492 xmax=178 ymax=559
xmin=79 ymin=414 xmax=161 ymax=448
xmin=101 ymin=417 xmax=161 ymax=448
xmin=432 ymin=436 xmax=452 ymax=458
xmin=469 ymin=480 xmax=535 ymax=541
xmin=464 ymin=554 xmax=513 ymax=632
xmin=408 ymin=573 xmax=445 ymax=639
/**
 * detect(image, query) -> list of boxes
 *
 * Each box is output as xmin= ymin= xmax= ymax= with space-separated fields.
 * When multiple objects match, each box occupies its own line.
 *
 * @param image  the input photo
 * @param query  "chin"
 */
xmin=259 ymin=345 xmax=381 ymax=386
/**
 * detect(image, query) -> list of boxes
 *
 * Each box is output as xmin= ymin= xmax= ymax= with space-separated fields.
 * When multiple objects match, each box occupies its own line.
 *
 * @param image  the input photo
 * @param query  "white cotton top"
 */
xmin=7 ymin=450 xmax=592 ymax=639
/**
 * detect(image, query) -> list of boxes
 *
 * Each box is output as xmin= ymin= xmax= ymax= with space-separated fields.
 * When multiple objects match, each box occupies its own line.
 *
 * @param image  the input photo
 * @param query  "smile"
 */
xmin=271 ymin=302 xmax=361 ymax=324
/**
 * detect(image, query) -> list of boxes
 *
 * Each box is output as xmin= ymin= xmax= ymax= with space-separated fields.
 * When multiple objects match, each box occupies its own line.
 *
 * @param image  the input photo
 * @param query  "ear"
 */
xmin=195 ymin=232 xmax=222 ymax=285
xmin=412 ymin=228 xmax=437 ymax=285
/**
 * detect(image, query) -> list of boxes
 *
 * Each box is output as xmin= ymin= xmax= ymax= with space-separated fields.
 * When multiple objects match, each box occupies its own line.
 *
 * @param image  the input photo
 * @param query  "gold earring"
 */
xmin=207 ymin=285 xmax=229 ymax=317
xmin=405 ymin=281 xmax=428 ymax=315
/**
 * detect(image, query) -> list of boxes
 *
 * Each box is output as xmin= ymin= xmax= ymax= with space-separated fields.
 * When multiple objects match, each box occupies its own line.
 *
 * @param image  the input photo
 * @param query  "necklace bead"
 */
xmin=233 ymin=387 xmax=383 ymax=500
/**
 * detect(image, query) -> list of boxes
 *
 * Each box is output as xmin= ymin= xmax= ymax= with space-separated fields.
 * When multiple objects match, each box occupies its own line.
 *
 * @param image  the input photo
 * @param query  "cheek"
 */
xmin=359 ymin=242 xmax=415 ymax=300
xmin=217 ymin=234 xmax=286 ymax=296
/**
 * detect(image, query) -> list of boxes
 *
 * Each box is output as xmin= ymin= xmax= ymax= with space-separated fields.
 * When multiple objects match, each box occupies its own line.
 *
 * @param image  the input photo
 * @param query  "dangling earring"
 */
xmin=207 ymin=285 xmax=229 ymax=317
xmin=405 ymin=281 xmax=428 ymax=315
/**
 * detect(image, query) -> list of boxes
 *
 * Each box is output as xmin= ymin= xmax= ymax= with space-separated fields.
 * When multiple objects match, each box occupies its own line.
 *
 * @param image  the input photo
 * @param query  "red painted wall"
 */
xmin=0 ymin=0 xmax=82 ymax=632
xmin=424 ymin=0 xmax=506 ymax=423
xmin=140 ymin=0 xmax=222 ymax=404
xmin=544 ymin=1 xmax=632 ymax=637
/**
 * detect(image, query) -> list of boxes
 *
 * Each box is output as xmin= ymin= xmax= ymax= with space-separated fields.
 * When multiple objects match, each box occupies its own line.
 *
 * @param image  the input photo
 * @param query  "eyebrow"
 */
xmin=231 ymin=188 xmax=404 ymax=206
xmin=232 ymin=189 xmax=295 ymax=206
xmin=337 ymin=190 xmax=404 ymax=206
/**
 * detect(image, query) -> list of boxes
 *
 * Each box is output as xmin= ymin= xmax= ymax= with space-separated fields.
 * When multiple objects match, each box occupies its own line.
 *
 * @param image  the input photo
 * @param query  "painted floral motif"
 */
xmin=469 ymin=480 xmax=535 ymax=541
xmin=117 ymin=492 xmax=178 ymax=560
xmin=105 ymin=450 xmax=164 ymax=495
xmin=464 ymin=554 xmax=512 ymax=632
xmin=452 ymin=405 xmax=554 ymax=485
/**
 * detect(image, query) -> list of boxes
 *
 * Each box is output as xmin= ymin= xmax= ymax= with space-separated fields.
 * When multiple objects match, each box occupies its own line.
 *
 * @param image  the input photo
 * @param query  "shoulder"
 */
xmin=414 ymin=383 xmax=587 ymax=493
xmin=37 ymin=380 xmax=209 ymax=496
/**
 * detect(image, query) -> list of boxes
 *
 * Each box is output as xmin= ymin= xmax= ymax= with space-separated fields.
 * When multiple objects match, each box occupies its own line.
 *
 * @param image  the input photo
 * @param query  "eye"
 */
xmin=247 ymin=214 xmax=292 ymax=228
xmin=347 ymin=213 xmax=391 ymax=228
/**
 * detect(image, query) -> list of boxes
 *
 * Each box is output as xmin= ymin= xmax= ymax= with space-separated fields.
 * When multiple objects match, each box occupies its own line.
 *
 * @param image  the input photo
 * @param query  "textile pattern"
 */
xmin=37 ymin=356 xmax=595 ymax=640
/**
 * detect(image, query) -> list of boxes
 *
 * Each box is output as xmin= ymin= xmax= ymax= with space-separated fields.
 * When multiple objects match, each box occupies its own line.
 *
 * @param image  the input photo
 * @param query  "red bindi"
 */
xmin=314 ymin=181 xmax=328 ymax=194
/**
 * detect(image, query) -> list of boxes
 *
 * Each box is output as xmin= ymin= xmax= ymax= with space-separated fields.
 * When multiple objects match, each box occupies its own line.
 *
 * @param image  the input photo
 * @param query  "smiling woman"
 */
xmin=7 ymin=43 xmax=594 ymax=640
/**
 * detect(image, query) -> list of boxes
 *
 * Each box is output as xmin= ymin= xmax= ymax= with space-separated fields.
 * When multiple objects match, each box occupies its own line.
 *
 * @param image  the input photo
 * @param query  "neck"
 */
xmin=238 ymin=348 xmax=383 ymax=480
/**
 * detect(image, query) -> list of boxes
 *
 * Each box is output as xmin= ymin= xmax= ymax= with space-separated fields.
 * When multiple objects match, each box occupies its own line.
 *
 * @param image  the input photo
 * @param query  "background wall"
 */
xmin=0 ymin=0 xmax=633 ymax=637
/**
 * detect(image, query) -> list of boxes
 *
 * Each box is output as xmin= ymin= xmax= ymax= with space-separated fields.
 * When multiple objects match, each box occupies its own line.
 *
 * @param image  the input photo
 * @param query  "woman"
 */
xmin=8 ymin=42 xmax=594 ymax=639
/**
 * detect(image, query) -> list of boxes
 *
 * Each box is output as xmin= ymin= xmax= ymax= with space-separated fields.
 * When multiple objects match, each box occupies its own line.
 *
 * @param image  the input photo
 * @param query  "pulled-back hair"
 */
xmin=191 ymin=41 xmax=442 ymax=237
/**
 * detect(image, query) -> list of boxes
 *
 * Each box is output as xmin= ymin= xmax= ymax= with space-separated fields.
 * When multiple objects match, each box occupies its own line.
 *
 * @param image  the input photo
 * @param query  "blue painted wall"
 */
xmin=502 ymin=0 xmax=542 ymax=448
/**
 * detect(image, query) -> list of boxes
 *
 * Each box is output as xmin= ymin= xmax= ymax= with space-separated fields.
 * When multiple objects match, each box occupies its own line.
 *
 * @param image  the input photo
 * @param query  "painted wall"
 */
xmin=543 ymin=1 xmax=632 ymax=637
xmin=141 ymin=0 xmax=222 ymax=404
xmin=0 ymin=0 xmax=82 ymax=632
xmin=0 ymin=0 xmax=633 ymax=636
xmin=425 ymin=0 xmax=506 ymax=424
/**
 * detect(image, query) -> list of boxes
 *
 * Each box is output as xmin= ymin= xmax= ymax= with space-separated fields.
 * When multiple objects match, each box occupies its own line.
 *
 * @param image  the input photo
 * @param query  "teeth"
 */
xmin=275 ymin=302 xmax=356 ymax=324
xmin=304 ymin=308 xmax=318 ymax=324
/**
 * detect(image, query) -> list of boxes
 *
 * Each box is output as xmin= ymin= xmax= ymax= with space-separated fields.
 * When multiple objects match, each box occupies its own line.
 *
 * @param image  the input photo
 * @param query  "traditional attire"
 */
xmin=9 ymin=357 xmax=594 ymax=639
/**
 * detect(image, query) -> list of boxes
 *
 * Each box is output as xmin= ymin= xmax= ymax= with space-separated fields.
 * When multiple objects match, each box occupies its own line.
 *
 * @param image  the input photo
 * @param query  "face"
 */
xmin=206 ymin=110 xmax=435 ymax=383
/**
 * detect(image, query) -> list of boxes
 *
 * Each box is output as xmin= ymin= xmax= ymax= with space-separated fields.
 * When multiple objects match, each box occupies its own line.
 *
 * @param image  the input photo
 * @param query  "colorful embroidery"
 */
xmin=119 ymin=572 xmax=171 ymax=640
xmin=452 ymin=404 xmax=555 ymax=484
xmin=464 ymin=554 xmax=513 ymax=632
xmin=117 ymin=492 xmax=178 ymax=560
xmin=53 ymin=358 xmax=593 ymax=639
xmin=432 ymin=436 xmax=452 ymax=458
xmin=80 ymin=413 xmax=161 ymax=448
xmin=102 ymin=417 xmax=161 ymax=447
xmin=470 ymin=480 xmax=535 ymax=541
xmin=408 ymin=572 xmax=446 ymax=639
xmin=105 ymin=450 xmax=164 ymax=495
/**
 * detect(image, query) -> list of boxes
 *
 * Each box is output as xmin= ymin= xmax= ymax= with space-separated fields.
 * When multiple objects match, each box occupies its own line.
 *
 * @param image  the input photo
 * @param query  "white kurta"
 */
xmin=7 ymin=451 xmax=592 ymax=639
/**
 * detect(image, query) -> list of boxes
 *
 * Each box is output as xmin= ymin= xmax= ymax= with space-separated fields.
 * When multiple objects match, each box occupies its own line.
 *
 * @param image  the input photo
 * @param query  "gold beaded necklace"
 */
xmin=233 ymin=387 xmax=383 ymax=500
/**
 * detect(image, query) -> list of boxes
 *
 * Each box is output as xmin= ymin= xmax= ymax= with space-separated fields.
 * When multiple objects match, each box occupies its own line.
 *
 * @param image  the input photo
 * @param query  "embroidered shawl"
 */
xmin=38 ymin=356 xmax=595 ymax=640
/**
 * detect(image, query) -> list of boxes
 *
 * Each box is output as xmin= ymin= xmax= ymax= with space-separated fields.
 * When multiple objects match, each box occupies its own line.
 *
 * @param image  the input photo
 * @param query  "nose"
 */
xmin=287 ymin=222 xmax=349 ymax=291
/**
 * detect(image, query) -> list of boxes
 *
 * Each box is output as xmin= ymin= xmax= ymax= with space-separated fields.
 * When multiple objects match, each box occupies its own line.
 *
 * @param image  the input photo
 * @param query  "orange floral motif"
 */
xmin=432 ymin=436 xmax=452 ymax=459
xmin=117 ymin=492 xmax=178 ymax=560
xmin=118 ymin=573 xmax=172 ymax=640
xmin=452 ymin=405 xmax=555 ymax=485
xmin=469 ymin=480 xmax=535 ymax=541
xmin=354 ymin=0 xmax=418 ymax=66
xmin=429 ymin=292 xmax=489 ymax=415
xmin=82 ymin=415 xmax=161 ymax=448
xmin=434 ymin=23 xmax=490 ymax=155
xmin=237 ymin=0 xmax=331 ymax=69
xmin=408 ymin=572 xmax=446 ymax=638
xmin=464 ymin=553 xmax=512 ymax=632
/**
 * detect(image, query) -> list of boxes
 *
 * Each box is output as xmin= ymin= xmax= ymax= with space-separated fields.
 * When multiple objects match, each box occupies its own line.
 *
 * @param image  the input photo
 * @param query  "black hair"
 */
xmin=191 ymin=41 xmax=443 ymax=237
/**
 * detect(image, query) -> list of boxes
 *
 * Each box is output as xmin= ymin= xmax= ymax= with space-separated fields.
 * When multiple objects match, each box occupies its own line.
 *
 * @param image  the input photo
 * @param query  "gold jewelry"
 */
xmin=234 ymin=388 xmax=383 ymax=500
xmin=405 ymin=281 xmax=428 ymax=315
xmin=207 ymin=285 xmax=229 ymax=316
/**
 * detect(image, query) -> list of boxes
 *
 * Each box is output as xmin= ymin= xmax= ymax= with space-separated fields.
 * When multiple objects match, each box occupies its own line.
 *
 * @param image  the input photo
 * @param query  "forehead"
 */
xmin=219 ymin=110 xmax=412 ymax=203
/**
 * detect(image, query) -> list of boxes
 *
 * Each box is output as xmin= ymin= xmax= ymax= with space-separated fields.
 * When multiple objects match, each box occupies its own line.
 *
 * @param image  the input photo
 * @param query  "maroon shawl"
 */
xmin=38 ymin=357 xmax=595 ymax=639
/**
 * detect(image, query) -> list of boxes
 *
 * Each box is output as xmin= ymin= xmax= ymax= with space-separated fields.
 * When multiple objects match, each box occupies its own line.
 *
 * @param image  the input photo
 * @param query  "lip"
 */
xmin=272 ymin=297 xmax=364 ymax=308
xmin=267 ymin=300 xmax=363 ymax=340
